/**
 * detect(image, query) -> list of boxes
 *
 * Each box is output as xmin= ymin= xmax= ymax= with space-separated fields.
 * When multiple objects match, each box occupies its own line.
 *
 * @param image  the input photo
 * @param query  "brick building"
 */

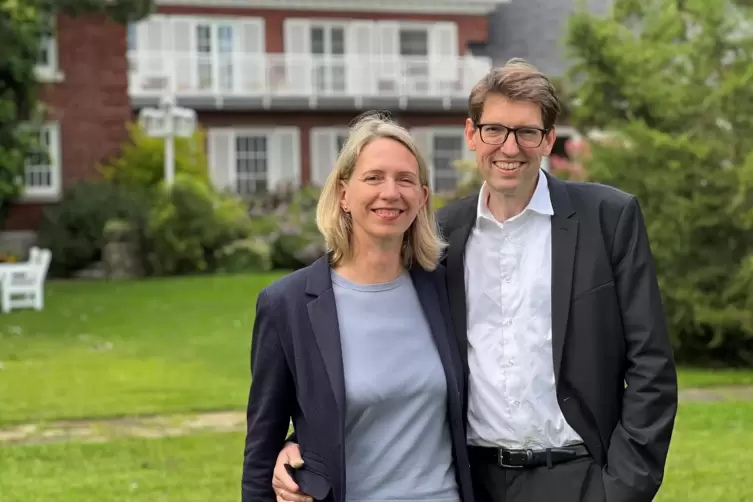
xmin=2 ymin=0 xmax=505 ymax=249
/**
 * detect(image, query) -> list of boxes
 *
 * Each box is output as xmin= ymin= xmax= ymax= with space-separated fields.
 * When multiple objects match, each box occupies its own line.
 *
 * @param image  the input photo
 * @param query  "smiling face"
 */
xmin=465 ymin=93 xmax=556 ymax=202
xmin=340 ymin=137 xmax=428 ymax=249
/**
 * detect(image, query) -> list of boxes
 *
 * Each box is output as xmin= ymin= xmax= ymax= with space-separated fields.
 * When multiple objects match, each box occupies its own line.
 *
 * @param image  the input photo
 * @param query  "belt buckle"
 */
xmin=497 ymin=448 xmax=533 ymax=469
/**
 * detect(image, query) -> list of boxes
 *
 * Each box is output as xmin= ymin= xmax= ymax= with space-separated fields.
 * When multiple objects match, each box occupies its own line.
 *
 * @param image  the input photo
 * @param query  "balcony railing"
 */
xmin=128 ymin=52 xmax=492 ymax=104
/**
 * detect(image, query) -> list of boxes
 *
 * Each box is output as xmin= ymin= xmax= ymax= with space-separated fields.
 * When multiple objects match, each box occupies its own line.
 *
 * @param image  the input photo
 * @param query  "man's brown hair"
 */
xmin=468 ymin=58 xmax=561 ymax=130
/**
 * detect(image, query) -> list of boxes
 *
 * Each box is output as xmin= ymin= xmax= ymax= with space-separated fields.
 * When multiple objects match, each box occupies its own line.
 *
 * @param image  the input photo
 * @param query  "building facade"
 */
xmin=3 ymin=0 xmax=504 ymax=246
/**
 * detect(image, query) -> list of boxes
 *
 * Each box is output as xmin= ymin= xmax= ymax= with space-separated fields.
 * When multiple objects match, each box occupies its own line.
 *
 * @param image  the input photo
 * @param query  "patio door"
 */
xmin=310 ymin=24 xmax=346 ymax=94
xmin=195 ymin=22 xmax=235 ymax=91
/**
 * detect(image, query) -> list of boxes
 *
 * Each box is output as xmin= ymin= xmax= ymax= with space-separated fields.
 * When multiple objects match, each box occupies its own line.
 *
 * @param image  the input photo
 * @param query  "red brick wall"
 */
xmin=3 ymin=14 xmax=131 ymax=231
xmin=198 ymin=110 xmax=468 ymax=185
xmin=158 ymin=6 xmax=489 ymax=55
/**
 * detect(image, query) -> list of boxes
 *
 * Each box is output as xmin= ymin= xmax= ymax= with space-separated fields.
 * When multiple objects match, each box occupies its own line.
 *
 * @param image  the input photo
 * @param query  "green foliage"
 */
xmin=0 ymin=1 xmax=43 ymax=220
xmin=145 ymin=175 xmax=252 ymax=276
xmin=36 ymin=180 xmax=149 ymax=277
xmin=214 ymin=238 xmax=273 ymax=273
xmin=100 ymin=122 xmax=210 ymax=189
xmin=564 ymin=0 xmax=753 ymax=363
xmin=103 ymin=218 xmax=134 ymax=242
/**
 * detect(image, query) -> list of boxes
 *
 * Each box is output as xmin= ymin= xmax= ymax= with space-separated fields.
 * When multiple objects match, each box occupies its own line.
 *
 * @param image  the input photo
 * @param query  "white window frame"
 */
xmin=233 ymin=131 xmax=271 ymax=195
xmin=309 ymin=126 xmax=350 ymax=186
xmin=35 ymin=14 xmax=63 ymax=83
xmin=129 ymin=14 xmax=266 ymax=94
xmin=411 ymin=126 xmax=471 ymax=193
xmin=394 ymin=22 xmax=432 ymax=56
xmin=208 ymin=127 xmax=301 ymax=196
xmin=307 ymin=21 xmax=349 ymax=94
xmin=23 ymin=122 xmax=62 ymax=201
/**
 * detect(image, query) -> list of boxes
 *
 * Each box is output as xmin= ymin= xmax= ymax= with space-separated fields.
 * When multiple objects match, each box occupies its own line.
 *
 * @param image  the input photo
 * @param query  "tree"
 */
xmin=563 ymin=0 xmax=753 ymax=363
xmin=0 ymin=0 xmax=153 ymax=223
xmin=0 ymin=1 xmax=42 ymax=222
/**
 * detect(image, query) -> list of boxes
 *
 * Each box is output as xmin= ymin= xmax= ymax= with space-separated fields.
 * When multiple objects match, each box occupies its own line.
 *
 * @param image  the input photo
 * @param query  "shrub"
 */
xmin=215 ymin=238 xmax=273 ymax=273
xmin=99 ymin=122 xmax=210 ymax=189
xmin=145 ymin=175 xmax=252 ymax=275
xmin=37 ymin=180 xmax=149 ymax=277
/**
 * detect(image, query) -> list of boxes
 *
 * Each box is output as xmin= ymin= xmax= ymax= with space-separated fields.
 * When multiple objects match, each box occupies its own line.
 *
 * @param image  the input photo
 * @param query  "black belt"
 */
xmin=468 ymin=443 xmax=591 ymax=469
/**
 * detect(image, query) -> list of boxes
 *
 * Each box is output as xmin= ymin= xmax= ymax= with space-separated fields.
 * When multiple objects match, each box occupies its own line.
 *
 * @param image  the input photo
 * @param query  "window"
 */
xmin=399 ymin=28 xmax=430 ymax=92
xmin=129 ymin=15 xmax=265 ymax=94
xmin=235 ymin=134 xmax=268 ymax=195
xmin=207 ymin=127 xmax=301 ymax=197
xmin=411 ymin=127 xmax=469 ymax=193
xmin=128 ymin=24 xmax=137 ymax=51
xmin=36 ymin=14 xmax=60 ymax=80
xmin=310 ymin=24 xmax=347 ymax=94
xmin=24 ymin=123 xmax=62 ymax=199
xmin=399 ymin=29 xmax=429 ymax=56
xmin=432 ymin=135 xmax=464 ymax=192
xmin=310 ymin=127 xmax=349 ymax=186
xmin=336 ymin=133 xmax=348 ymax=153
xmin=196 ymin=24 xmax=213 ymax=89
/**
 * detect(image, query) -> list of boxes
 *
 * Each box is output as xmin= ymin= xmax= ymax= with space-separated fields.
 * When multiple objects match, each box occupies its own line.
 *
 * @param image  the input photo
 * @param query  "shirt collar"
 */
xmin=476 ymin=169 xmax=554 ymax=223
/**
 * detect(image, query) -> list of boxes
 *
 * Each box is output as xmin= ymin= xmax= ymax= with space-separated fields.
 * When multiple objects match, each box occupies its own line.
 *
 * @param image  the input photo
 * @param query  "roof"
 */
xmin=485 ymin=0 xmax=613 ymax=77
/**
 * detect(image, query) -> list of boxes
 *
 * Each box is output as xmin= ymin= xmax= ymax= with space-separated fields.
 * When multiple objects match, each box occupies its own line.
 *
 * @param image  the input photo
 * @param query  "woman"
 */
xmin=241 ymin=113 xmax=473 ymax=502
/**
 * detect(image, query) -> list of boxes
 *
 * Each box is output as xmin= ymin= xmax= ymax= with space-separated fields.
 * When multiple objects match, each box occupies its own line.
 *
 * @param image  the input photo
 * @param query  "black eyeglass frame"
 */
xmin=473 ymin=122 xmax=551 ymax=148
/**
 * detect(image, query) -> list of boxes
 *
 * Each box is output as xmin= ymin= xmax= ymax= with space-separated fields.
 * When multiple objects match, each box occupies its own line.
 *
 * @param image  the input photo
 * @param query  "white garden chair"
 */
xmin=0 ymin=246 xmax=52 ymax=313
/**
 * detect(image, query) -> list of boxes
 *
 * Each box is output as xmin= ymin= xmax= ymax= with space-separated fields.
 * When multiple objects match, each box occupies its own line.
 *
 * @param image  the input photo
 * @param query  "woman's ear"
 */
xmin=339 ymin=179 xmax=349 ymax=212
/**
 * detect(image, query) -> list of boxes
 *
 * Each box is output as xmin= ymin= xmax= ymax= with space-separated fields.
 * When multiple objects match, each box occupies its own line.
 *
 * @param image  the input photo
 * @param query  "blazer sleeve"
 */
xmin=603 ymin=197 xmax=679 ymax=502
xmin=242 ymin=289 xmax=295 ymax=502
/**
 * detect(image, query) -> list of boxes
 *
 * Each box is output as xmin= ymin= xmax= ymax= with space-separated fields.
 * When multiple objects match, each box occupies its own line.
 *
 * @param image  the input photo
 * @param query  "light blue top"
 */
xmin=331 ymin=270 xmax=460 ymax=502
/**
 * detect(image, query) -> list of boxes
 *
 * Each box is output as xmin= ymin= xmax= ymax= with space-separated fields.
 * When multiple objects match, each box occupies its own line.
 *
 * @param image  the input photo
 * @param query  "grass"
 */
xmin=0 ymin=401 xmax=750 ymax=501
xmin=0 ymin=275 xmax=752 ymax=500
xmin=2 ymin=274 xmax=753 ymax=427
xmin=677 ymin=366 xmax=753 ymax=388
xmin=657 ymin=401 xmax=753 ymax=502
xmin=0 ymin=273 xmax=284 ymax=426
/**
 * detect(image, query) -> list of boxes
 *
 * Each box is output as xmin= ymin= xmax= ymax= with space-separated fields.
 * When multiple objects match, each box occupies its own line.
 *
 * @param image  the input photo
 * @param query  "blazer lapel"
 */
xmin=547 ymin=172 xmax=578 ymax=382
xmin=305 ymin=256 xmax=346 ymax=420
xmin=411 ymin=267 xmax=461 ymax=403
xmin=444 ymin=199 xmax=477 ymax=367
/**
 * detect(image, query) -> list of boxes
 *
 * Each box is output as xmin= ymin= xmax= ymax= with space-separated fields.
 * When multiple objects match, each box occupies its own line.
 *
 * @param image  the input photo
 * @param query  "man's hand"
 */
xmin=272 ymin=442 xmax=312 ymax=502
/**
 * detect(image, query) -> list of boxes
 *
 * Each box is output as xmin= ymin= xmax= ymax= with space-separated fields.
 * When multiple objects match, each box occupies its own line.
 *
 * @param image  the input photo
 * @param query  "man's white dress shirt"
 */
xmin=464 ymin=171 xmax=583 ymax=449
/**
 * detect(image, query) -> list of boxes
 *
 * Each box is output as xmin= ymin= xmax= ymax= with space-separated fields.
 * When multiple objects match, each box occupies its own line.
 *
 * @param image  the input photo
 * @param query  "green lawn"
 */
xmin=1 ymin=274 xmax=752 ymax=428
xmin=0 ymin=401 xmax=750 ymax=502
xmin=0 ymin=273 xmax=283 ymax=426
xmin=677 ymin=366 xmax=753 ymax=388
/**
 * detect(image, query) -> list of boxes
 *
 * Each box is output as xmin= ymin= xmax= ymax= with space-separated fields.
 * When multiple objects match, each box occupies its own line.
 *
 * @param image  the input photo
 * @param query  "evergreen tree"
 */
xmin=564 ymin=0 xmax=753 ymax=363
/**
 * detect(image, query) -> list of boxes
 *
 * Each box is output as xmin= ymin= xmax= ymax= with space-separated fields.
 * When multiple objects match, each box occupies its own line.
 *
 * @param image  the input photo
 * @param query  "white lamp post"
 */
xmin=138 ymin=95 xmax=197 ymax=185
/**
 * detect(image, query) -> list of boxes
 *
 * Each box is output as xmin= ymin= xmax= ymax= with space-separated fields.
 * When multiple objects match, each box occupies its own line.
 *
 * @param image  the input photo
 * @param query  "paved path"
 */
xmin=2 ymin=386 xmax=752 ymax=446
xmin=0 ymin=410 xmax=245 ymax=445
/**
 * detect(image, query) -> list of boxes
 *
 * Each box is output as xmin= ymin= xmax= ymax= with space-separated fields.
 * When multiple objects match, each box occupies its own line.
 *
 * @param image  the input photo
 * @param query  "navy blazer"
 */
xmin=242 ymin=255 xmax=474 ymax=502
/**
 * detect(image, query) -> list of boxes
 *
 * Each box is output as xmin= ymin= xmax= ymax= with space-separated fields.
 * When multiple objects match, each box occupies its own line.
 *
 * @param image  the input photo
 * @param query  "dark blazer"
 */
xmin=242 ymin=255 xmax=474 ymax=502
xmin=436 ymin=171 xmax=678 ymax=502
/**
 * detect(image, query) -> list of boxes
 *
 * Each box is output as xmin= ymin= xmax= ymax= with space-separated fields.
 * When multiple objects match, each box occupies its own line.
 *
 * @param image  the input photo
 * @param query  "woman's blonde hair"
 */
xmin=315 ymin=112 xmax=447 ymax=271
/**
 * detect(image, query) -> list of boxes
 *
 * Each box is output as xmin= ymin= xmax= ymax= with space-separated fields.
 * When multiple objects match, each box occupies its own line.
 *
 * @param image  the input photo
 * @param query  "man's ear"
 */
xmin=465 ymin=118 xmax=477 ymax=152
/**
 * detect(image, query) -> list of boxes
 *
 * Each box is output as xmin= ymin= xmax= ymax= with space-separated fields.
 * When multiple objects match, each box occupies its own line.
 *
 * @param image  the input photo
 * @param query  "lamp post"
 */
xmin=137 ymin=94 xmax=197 ymax=186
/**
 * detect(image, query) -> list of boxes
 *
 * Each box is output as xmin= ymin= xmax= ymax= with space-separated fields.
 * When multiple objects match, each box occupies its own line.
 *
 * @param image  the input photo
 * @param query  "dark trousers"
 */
xmin=470 ymin=454 xmax=607 ymax=502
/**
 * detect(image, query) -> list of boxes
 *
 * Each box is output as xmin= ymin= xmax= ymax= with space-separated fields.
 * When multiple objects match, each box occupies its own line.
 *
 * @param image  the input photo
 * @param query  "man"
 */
xmin=268 ymin=58 xmax=678 ymax=502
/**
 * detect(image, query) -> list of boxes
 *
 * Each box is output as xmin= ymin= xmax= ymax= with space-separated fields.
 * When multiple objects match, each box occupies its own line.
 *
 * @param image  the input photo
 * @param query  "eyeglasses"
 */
xmin=475 ymin=123 xmax=549 ymax=148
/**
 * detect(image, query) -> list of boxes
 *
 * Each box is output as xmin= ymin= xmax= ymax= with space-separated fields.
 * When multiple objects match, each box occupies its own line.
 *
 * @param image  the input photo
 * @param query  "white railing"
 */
xmin=128 ymin=52 xmax=492 ymax=102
